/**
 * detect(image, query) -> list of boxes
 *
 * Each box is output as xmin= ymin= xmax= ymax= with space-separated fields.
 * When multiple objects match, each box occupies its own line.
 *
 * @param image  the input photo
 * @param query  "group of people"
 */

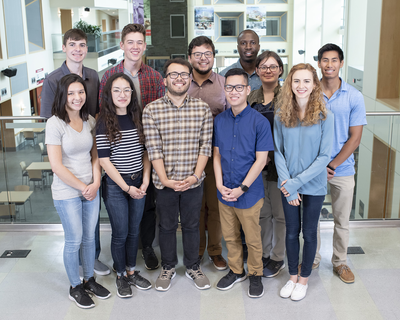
xmin=41 ymin=24 xmax=366 ymax=309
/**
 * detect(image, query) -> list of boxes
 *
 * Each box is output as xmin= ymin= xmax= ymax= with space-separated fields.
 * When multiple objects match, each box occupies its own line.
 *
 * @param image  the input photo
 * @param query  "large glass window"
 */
xmin=25 ymin=0 xmax=45 ymax=52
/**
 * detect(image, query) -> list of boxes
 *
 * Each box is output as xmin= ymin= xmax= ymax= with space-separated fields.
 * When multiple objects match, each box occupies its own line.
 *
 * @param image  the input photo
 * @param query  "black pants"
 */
xmin=140 ymin=175 xmax=156 ymax=248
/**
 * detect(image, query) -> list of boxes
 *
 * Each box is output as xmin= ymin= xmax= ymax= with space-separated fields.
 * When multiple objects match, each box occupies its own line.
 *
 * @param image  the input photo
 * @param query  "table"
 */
xmin=21 ymin=128 xmax=45 ymax=133
xmin=26 ymin=162 xmax=52 ymax=171
xmin=0 ymin=191 xmax=34 ymax=220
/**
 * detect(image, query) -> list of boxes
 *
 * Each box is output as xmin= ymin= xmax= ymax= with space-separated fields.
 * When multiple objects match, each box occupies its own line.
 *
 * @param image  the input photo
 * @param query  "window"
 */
xmin=221 ymin=19 xmax=238 ymax=36
xmin=170 ymin=15 xmax=185 ymax=38
xmin=3 ymin=0 xmax=26 ymax=57
xmin=266 ymin=18 xmax=279 ymax=36
xmin=25 ymin=0 xmax=45 ymax=52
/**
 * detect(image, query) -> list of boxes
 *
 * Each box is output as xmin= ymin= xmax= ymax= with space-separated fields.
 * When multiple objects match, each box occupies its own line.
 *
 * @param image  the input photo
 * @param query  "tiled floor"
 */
xmin=0 ymin=227 xmax=399 ymax=320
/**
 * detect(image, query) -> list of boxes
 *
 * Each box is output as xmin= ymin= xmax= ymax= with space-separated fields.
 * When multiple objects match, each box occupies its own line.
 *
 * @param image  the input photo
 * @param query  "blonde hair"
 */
xmin=276 ymin=63 xmax=327 ymax=128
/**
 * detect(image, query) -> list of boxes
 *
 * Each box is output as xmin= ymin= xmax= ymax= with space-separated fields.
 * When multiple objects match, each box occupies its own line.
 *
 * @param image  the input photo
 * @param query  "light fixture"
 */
xmin=1 ymin=68 xmax=17 ymax=78
xmin=298 ymin=50 xmax=305 ymax=55
xmin=313 ymin=56 xmax=318 ymax=61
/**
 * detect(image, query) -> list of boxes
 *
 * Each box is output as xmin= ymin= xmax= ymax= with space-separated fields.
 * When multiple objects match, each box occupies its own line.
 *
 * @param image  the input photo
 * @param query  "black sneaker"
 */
xmin=69 ymin=284 xmax=95 ymax=309
xmin=83 ymin=277 xmax=111 ymax=299
xmin=248 ymin=274 xmax=264 ymax=298
xmin=263 ymin=259 xmax=285 ymax=278
xmin=127 ymin=270 xmax=152 ymax=290
xmin=216 ymin=269 xmax=247 ymax=291
xmin=262 ymin=256 xmax=270 ymax=269
xmin=116 ymin=276 xmax=133 ymax=298
xmin=142 ymin=247 xmax=160 ymax=270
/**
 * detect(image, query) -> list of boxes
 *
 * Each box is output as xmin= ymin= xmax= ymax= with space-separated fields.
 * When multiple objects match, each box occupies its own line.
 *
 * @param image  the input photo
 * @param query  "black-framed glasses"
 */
xmin=191 ymin=51 xmax=213 ymax=59
xmin=258 ymin=65 xmax=279 ymax=72
xmin=166 ymin=72 xmax=190 ymax=79
xmin=112 ymin=89 xmax=133 ymax=95
xmin=224 ymin=85 xmax=247 ymax=92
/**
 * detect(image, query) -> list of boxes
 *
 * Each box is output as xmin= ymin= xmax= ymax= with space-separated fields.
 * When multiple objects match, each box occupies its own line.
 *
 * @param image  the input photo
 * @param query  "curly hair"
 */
xmin=96 ymin=73 xmax=144 ymax=144
xmin=276 ymin=63 xmax=327 ymax=128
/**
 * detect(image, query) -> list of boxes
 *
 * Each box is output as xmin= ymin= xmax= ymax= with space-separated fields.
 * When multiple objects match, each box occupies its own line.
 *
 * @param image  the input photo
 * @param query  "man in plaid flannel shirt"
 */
xmin=99 ymin=23 xmax=165 ymax=271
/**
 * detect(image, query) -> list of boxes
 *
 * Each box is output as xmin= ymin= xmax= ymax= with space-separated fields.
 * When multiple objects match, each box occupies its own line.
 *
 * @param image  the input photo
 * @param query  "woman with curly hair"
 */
xmin=274 ymin=63 xmax=334 ymax=301
xmin=96 ymin=73 xmax=151 ymax=298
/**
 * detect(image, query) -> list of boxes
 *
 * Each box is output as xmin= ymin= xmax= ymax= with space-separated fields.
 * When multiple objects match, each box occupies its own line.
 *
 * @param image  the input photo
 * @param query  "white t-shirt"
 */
xmin=45 ymin=115 xmax=96 ymax=200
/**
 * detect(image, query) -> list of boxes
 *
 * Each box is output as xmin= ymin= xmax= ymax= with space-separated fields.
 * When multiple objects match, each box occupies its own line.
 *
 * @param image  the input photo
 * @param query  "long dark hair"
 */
xmin=52 ymin=74 xmax=89 ymax=123
xmin=96 ymin=73 xmax=144 ymax=144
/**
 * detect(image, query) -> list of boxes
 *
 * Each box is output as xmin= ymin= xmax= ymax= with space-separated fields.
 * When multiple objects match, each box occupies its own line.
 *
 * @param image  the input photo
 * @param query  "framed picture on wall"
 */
xmin=171 ymin=54 xmax=186 ymax=59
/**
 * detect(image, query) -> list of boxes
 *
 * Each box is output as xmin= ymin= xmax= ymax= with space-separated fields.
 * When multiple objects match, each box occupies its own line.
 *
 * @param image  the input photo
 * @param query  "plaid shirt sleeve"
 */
xmin=139 ymin=64 xmax=166 ymax=107
xmin=142 ymin=102 xmax=164 ymax=162
xmin=199 ymin=105 xmax=213 ymax=158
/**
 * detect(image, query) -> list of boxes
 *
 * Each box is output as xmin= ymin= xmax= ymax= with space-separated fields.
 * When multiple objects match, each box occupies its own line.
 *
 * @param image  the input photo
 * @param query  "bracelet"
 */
xmin=126 ymin=186 xmax=131 ymax=193
xmin=327 ymin=164 xmax=335 ymax=171
xmin=192 ymin=174 xmax=199 ymax=182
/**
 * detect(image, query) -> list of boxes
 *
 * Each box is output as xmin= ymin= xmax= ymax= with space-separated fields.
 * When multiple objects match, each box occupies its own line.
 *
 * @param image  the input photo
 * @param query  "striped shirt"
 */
xmin=96 ymin=114 xmax=144 ymax=174
xmin=143 ymin=94 xmax=213 ymax=190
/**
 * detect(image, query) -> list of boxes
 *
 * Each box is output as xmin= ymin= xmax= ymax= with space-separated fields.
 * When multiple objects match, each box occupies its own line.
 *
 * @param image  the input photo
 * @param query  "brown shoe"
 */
xmin=209 ymin=255 xmax=228 ymax=271
xmin=297 ymin=262 xmax=320 ymax=276
xmin=333 ymin=264 xmax=355 ymax=283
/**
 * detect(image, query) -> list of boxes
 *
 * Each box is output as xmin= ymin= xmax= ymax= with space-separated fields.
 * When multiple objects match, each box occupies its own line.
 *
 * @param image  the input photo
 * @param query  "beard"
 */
xmin=193 ymin=65 xmax=212 ymax=75
xmin=167 ymin=82 xmax=189 ymax=97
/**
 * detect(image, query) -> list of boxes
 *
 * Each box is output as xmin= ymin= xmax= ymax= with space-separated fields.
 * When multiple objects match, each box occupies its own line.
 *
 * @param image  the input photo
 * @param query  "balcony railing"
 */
xmin=52 ymin=30 xmax=122 ymax=56
xmin=0 ymin=113 xmax=399 ymax=225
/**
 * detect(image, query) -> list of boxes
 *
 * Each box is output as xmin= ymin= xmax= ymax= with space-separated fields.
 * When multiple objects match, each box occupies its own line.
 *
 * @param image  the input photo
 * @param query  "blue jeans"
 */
xmin=103 ymin=173 xmax=145 ymax=276
xmin=156 ymin=183 xmax=203 ymax=268
xmin=54 ymin=191 xmax=100 ymax=287
xmin=281 ymin=194 xmax=325 ymax=278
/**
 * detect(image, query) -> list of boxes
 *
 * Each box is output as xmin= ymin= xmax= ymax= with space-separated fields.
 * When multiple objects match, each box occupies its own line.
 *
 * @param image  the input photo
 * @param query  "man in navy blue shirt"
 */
xmin=213 ymin=68 xmax=274 ymax=298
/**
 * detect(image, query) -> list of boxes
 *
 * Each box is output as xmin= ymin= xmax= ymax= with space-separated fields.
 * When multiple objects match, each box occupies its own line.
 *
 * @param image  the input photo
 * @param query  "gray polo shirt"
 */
xmin=40 ymin=61 xmax=100 ymax=118
xmin=219 ymin=59 xmax=262 ymax=91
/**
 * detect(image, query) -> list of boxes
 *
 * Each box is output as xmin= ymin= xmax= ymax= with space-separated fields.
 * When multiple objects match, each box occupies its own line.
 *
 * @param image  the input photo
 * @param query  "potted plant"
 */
xmin=74 ymin=19 xmax=102 ymax=52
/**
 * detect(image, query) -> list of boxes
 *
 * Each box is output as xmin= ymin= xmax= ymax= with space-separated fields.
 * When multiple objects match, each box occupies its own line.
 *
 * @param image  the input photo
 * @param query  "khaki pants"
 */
xmin=259 ymin=172 xmax=286 ymax=261
xmin=199 ymin=161 xmax=223 ymax=256
xmin=219 ymin=198 xmax=264 ymax=276
xmin=314 ymin=175 xmax=355 ymax=267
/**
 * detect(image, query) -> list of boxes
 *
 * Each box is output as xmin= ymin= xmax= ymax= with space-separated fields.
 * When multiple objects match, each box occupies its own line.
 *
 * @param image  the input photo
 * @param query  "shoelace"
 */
xmin=190 ymin=266 xmax=204 ymax=279
xmin=337 ymin=265 xmax=350 ymax=274
xmin=160 ymin=268 xmax=173 ymax=280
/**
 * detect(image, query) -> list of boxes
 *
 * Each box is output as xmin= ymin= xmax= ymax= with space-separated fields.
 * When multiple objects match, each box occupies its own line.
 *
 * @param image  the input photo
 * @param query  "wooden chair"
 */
xmin=0 ymin=204 xmax=16 ymax=221
xmin=39 ymin=142 xmax=47 ymax=161
xmin=28 ymin=170 xmax=45 ymax=190
xmin=20 ymin=161 xmax=29 ymax=185
xmin=23 ymin=131 xmax=36 ymax=147
xmin=14 ymin=185 xmax=32 ymax=219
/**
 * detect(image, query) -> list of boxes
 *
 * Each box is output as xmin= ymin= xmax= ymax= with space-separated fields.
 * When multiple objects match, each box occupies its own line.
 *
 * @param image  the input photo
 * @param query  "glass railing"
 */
xmin=52 ymin=30 xmax=122 ymax=55
xmin=0 ymin=113 xmax=399 ymax=224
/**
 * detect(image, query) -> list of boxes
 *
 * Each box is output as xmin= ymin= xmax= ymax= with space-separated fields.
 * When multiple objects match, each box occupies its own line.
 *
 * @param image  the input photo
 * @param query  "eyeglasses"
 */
xmin=258 ymin=65 xmax=279 ymax=72
xmin=112 ymin=89 xmax=133 ymax=95
xmin=166 ymin=72 xmax=190 ymax=79
xmin=224 ymin=85 xmax=247 ymax=92
xmin=191 ymin=51 xmax=213 ymax=59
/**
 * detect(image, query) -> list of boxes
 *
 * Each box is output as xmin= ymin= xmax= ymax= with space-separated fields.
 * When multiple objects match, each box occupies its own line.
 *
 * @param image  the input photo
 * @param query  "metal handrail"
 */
xmin=0 ymin=112 xmax=399 ymax=120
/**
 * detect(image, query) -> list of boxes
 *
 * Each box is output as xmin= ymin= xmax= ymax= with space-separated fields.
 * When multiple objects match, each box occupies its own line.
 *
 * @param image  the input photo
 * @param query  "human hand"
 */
xmin=82 ymin=183 xmax=100 ymax=201
xmin=280 ymin=180 xmax=290 ymax=197
xmin=288 ymin=193 xmax=302 ymax=206
xmin=327 ymin=167 xmax=335 ymax=181
xmin=128 ymin=185 xmax=146 ymax=199
xmin=179 ymin=175 xmax=198 ymax=192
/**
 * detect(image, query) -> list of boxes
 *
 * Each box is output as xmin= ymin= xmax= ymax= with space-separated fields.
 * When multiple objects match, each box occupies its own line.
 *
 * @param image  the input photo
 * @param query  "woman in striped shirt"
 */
xmin=96 ymin=73 xmax=151 ymax=298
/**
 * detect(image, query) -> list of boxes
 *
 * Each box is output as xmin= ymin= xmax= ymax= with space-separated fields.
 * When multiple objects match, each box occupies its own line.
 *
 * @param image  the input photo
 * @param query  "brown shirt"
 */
xmin=188 ymin=72 xmax=230 ymax=119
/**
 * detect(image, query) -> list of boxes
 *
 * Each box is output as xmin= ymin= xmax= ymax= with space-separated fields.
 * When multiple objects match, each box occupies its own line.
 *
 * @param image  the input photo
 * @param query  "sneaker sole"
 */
xmin=208 ymin=256 xmax=228 ymax=271
xmin=185 ymin=271 xmax=211 ymax=290
xmin=155 ymin=272 xmax=176 ymax=292
xmin=131 ymin=282 xmax=152 ymax=290
xmin=216 ymin=275 xmax=247 ymax=291
xmin=248 ymin=288 xmax=264 ymax=298
xmin=94 ymin=269 xmax=111 ymax=276
xmin=115 ymin=282 xmax=133 ymax=298
xmin=264 ymin=263 xmax=286 ymax=278
xmin=69 ymin=294 xmax=95 ymax=309
xmin=141 ymin=253 xmax=160 ymax=270
xmin=91 ymin=291 xmax=111 ymax=299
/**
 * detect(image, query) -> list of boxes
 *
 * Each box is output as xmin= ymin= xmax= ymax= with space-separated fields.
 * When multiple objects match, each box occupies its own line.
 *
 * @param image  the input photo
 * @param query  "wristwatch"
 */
xmin=240 ymin=184 xmax=249 ymax=192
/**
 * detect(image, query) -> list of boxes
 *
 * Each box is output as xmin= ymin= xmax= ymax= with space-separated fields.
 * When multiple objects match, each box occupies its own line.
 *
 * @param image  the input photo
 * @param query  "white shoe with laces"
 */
xmin=291 ymin=283 xmax=308 ymax=301
xmin=280 ymin=280 xmax=296 ymax=298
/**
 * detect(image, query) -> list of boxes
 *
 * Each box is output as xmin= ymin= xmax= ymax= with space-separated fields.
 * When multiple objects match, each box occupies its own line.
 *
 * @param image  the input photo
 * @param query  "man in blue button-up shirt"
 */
xmin=213 ymin=68 xmax=274 ymax=298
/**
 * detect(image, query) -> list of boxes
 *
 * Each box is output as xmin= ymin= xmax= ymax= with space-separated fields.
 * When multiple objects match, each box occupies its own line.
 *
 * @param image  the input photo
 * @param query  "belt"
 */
xmin=120 ymin=170 xmax=142 ymax=181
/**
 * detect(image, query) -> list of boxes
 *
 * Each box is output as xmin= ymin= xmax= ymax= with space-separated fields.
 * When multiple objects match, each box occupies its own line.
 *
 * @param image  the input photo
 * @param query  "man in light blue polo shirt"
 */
xmin=219 ymin=30 xmax=262 ymax=91
xmin=313 ymin=43 xmax=367 ymax=284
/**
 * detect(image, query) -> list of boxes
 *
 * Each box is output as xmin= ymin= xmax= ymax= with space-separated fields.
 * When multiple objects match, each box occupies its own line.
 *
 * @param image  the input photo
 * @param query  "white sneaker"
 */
xmin=291 ymin=283 xmax=308 ymax=301
xmin=280 ymin=280 xmax=296 ymax=298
